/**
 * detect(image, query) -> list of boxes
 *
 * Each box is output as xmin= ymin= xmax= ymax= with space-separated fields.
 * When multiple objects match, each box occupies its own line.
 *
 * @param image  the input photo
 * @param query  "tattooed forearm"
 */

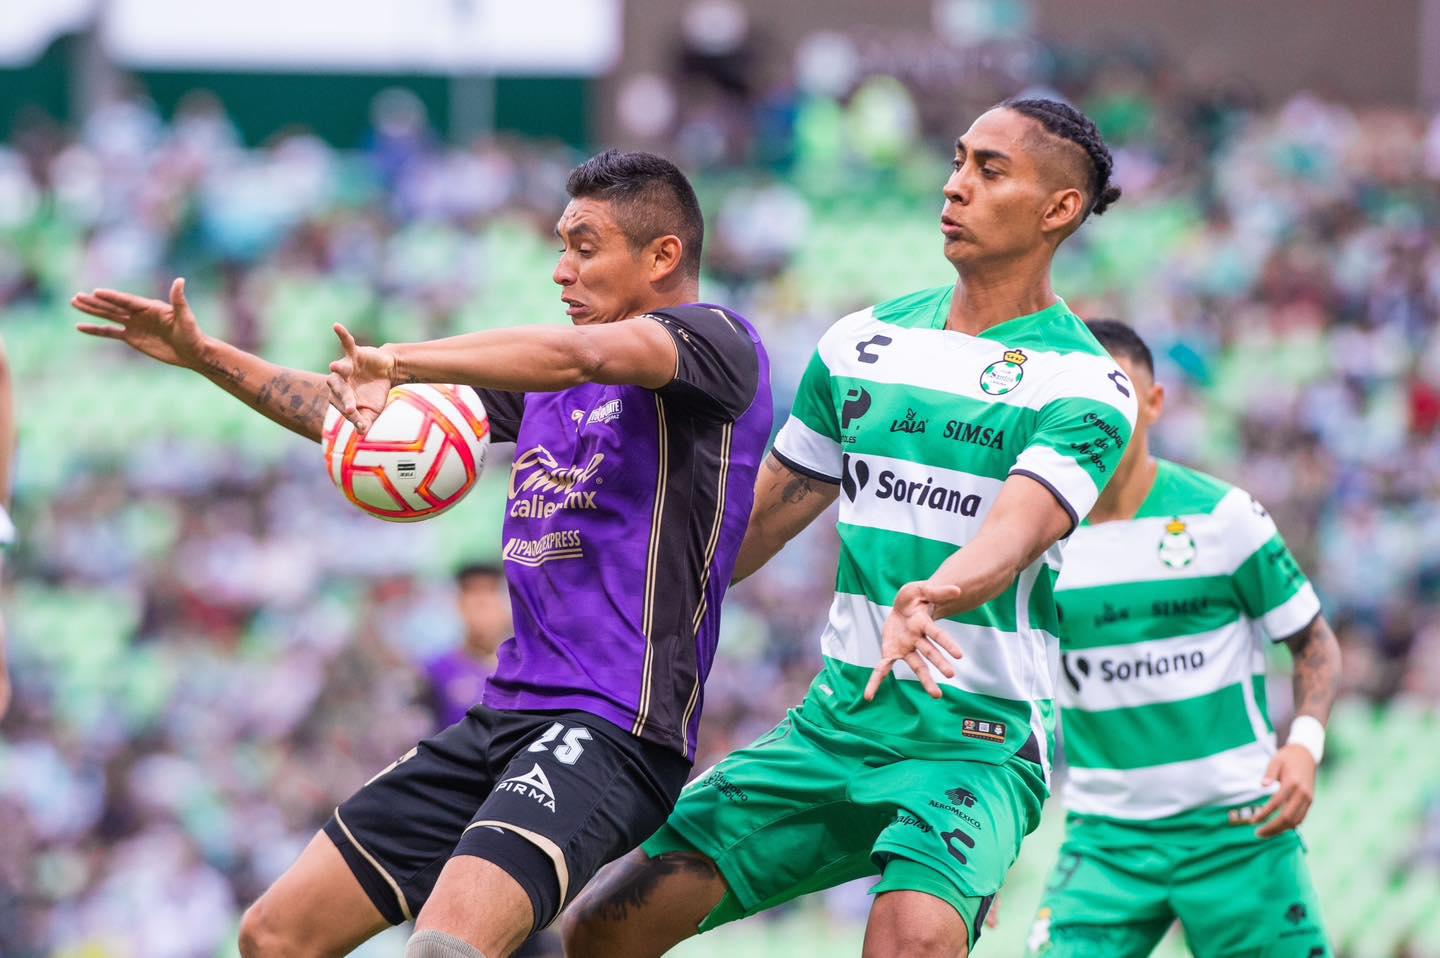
xmin=253 ymin=370 xmax=330 ymax=437
xmin=1285 ymin=616 xmax=1340 ymax=725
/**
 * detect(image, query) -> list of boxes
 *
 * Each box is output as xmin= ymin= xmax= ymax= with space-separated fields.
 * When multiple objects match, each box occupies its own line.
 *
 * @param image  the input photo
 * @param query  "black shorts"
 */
xmin=323 ymin=705 xmax=690 ymax=930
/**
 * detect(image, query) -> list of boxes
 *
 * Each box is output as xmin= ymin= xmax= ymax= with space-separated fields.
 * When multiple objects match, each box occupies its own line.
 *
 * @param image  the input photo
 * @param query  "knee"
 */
xmin=238 ymin=898 xmax=290 ymax=958
xmin=883 ymin=927 xmax=966 ymax=958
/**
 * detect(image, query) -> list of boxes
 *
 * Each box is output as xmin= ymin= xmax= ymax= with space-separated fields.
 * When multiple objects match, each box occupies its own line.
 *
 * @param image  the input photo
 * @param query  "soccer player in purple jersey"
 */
xmin=72 ymin=150 xmax=773 ymax=958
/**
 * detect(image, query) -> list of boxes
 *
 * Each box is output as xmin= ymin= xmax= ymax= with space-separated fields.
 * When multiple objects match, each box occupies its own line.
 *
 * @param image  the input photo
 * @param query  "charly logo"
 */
xmin=840 ymin=453 xmax=871 ymax=501
xmin=855 ymin=334 xmax=893 ymax=364
xmin=508 ymin=446 xmax=604 ymax=518
xmin=586 ymin=398 xmax=623 ymax=426
xmin=889 ymin=408 xmax=928 ymax=434
xmin=840 ymin=386 xmax=872 ymax=432
xmin=979 ymin=349 xmax=1027 ymax=395
xmin=495 ymin=763 xmax=557 ymax=812
xmin=1158 ymin=518 xmax=1197 ymax=569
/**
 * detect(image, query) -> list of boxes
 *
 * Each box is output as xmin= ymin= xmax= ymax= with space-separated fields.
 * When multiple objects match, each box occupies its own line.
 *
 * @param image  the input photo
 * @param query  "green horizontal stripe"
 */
xmin=1057 ymin=576 xmax=1242 ymax=650
xmin=809 ymin=658 xmax=1045 ymax=757
xmin=978 ymin=309 xmax=1102 ymax=355
xmin=1062 ymin=681 xmax=1260 ymax=770
xmin=1231 ymin=534 xmax=1309 ymax=623
xmin=790 ymin=349 xmax=840 ymax=440
xmin=832 ymin=375 xmax=1034 ymax=482
xmin=836 ymin=524 xmax=1060 ymax=635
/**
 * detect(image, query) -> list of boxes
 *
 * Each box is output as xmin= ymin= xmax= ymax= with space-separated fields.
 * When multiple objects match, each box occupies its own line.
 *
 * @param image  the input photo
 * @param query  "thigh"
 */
xmin=241 ymin=831 xmax=392 ymax=957
xmin=1026 ymin=838 xmax=1174 ymax=958
xmin=1173 ymin=835 xmax=1331 ymax=958
xmin=323 ymin=711 xmax=501 ymax=924
xmin=453 ymin=711 xmax=690 ymax=931
xmin=641 ymin=711 xmax=891 ymax=930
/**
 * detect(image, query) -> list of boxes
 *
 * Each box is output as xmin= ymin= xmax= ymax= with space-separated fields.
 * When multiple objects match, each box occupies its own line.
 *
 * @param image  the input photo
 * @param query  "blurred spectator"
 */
xmin=422 ymin=562 xmax=510 ymax=729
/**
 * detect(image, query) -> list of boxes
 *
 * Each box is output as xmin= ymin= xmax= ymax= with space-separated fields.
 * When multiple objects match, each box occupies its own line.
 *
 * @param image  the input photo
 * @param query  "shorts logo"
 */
xmin=586 ymin=399 xmax=624 ymax=426
xmin=1158 ymin=518 xmax=1197 ymax=569
xmin=855 ymin=334 xmax=893 ymax=364
xmin=941 ymin=826 xmax=975 ymax=864
xmin=945 ymin=787 xmax=977 ymax=807
xmin=495 ymin=763 xmax=557 ymax=812
xmin=961 ymin=718 xmax=1006 ymax=743
xmin=701 ymin=768 xmax=748 ymax=803
xmin=979 ymin=349 xmax=1026 ymax=396
xmin=1285 ymin=903 xmax=1308 ymax=925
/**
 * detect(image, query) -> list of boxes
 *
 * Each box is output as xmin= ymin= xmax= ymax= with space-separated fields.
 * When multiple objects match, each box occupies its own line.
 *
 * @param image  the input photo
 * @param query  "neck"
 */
xmin=1088 ymin=441 xmax=1158 ymax=525
xmin=639 ymin=280 xmax=701 ymax=316
xmin=462 ymin=638 xmax=499 ymax=663
xmin=946 ymin=251 xmax=1058 ymax=336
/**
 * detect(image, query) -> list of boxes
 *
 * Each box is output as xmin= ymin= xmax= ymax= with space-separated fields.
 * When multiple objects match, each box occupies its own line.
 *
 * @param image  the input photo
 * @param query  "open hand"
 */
xmin=863 ymin=581 xmax=966 ymax=702
xmin=327 ymin=323 xmax=398 ymax=432
xmin=1245 ymin=744 xmax=1317 ymax=838
xmin=72 ymin=278 xmax=207 ymax=368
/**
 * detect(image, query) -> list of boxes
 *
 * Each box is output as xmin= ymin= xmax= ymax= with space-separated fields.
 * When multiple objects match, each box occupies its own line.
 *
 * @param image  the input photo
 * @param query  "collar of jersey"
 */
xmin=929 ymin=288 xmax=1075 ymax=339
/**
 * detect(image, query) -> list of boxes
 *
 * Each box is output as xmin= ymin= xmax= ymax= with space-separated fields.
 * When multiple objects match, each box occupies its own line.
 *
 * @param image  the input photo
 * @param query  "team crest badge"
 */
xmin=1158 ymin=518 xmax=1197 ymax=569
xmin=979 ymin=349 xmax=1027 ymax=395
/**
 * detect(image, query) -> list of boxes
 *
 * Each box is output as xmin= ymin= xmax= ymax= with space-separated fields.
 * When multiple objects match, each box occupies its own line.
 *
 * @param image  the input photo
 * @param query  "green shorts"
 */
xmin=1026 ymin=818 xmax=1329 ymax=957
xmin=643 ymin=707 xmax=1046 ymax=948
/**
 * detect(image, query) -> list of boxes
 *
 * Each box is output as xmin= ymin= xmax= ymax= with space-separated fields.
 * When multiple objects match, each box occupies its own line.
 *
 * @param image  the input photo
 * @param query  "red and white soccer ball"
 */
xmin=323 ymin=383 xmax=491 ymax=522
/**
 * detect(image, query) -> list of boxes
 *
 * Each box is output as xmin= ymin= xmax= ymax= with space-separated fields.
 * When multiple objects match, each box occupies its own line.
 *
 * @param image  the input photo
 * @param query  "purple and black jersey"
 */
xmin=475 ymin=305 xmax=772 ymax=759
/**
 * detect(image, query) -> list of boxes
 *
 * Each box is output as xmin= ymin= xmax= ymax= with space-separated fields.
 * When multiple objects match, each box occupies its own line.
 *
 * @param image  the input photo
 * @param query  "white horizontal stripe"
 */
xmin=1212 ymin=487 xmax=1279 ymax=571
xmin=1009 ymin=444 xmax=1100 ymax=524
xmin=1061 ymin=738 xmax=1277 ymax=820
xmin=837 ymin=452 xmax=1005 ymax=548
xmin=1056 ymin=621 xmax=1259 ymax=711
xmin=1260 ymin=582 xmax=1322 ymax=640
xmin=818 ymin=309 xmax=1135 ymax=418
xmin=822 ymin=591 xmax=1054 ymax=703
xmin=773 ymin=416 xmax=841 ymax=481
xmin=1056 ymin=513 xmax=1242 ymax=590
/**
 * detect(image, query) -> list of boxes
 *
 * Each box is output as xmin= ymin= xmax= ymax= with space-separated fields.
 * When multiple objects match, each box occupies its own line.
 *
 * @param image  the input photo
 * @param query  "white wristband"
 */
xmin=1286 ymin=715 xmax=1325 ymax=764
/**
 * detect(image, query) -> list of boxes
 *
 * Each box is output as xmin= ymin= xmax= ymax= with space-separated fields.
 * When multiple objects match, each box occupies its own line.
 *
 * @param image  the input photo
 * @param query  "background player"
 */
xmin=564 ymin=97 xmax=1135 ymax=958
xmin=1021 ymin=320 xmax=1339 ymax=957
xmin=72 ymin=150 xmax=773 ymax=958
xmin=422 ymin=562 xmax=511 ymax=730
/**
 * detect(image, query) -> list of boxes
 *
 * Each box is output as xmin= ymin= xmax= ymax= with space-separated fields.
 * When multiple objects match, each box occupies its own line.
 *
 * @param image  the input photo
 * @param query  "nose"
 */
xmin=553 ymin=254 xmax=576 ymax=287
xmin=943 ymin=168 xmax=969 ymax=206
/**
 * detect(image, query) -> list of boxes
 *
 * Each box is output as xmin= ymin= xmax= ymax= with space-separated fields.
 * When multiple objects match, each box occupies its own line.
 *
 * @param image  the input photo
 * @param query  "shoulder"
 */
xmin=814 ymin=286 xmax=948 ymax=359
xmin=871 ymin=285 xmax=952 ymax=325
xmin=1152 ymin=460 xmax=1235 ymax=516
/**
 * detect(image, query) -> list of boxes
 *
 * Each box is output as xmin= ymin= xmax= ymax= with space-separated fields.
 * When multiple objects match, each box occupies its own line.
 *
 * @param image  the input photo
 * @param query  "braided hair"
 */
xmin=1001 ymin=97 xmax=1121 ymax=218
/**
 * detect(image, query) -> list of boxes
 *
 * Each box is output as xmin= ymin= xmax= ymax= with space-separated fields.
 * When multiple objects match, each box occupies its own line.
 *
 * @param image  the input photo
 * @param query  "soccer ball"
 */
xmin=323 ymin=383 xmax=491 ymax=522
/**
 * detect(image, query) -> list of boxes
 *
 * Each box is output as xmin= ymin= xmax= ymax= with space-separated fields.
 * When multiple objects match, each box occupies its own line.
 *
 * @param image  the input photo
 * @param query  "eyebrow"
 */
xmin=954 ymin=139 xmax=1011 ymax=164
xmin=554 ymin=222 xmax=602 ymax=241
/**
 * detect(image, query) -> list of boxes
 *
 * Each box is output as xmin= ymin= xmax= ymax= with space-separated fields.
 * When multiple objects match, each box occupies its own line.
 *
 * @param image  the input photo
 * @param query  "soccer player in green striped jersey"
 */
xmin=566 ymin=98 xmax=1136 ymax=958
xmin=1024 ymin=321 xmax=1340 ymax=957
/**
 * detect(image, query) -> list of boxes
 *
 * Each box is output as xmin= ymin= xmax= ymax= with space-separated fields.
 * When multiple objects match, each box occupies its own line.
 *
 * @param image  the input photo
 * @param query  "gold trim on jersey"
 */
xmin=633 ymin=394 xmax=669 ymax=738
xmin=680 ymin=421 xmax=733 ymax=756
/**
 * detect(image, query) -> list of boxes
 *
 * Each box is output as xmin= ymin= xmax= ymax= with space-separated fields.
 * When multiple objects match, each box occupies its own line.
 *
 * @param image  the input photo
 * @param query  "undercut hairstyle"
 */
xmin=1002 ymin=97 xmax=1122 ymax=219
xmin=565 ymin=149 xmax=705 ymax=278
xmin=1085 ymin=319 xmax=1154 ymax=376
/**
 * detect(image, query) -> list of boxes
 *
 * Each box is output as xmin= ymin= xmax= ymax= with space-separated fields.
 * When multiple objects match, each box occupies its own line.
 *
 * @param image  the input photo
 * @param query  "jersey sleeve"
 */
xmin=1223 ymin=492 xmax=1322 ymax=641
xmin=771 ymin=347 xmax=842 ymax=483
xmin=473 ymin=387 xmax=526 ymax=444
xmin=1008 ymin=359 xmax=1138 ymax=531
xmin=650 ymin=306 xmax=760 ymax=421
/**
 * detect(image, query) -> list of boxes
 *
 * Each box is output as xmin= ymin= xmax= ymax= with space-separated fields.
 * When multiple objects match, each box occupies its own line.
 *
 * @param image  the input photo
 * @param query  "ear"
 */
xmin=647 ymin=234 xmax=685 ymax=284
xmin=1145 ymin=381 xmax=1166 ymax=428
xmin=1041 ymin=187 xmax=1086 ymax=237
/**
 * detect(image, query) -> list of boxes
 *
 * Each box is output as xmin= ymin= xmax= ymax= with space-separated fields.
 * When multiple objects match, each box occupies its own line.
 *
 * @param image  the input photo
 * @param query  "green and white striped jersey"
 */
xmin=773 ymin=287 xmax=1137 ymax=780
xmin=1054 ymin=459 xmax=1321 ymax=823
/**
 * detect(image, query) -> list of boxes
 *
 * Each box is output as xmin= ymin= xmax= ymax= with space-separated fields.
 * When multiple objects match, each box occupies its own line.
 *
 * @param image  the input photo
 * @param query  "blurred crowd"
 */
xmin=0 ymin=21 xmax=1439 ymax=957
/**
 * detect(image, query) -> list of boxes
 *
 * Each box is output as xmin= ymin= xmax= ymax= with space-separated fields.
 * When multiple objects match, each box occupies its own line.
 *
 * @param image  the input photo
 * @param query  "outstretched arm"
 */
xmin=864 ymin=473 xmax=1072 ymax=701
xmin=72 ymin=279 xmax=332 ymax=441
xmin=732 ymin=455 xmax=839 ymax=584
xmin=327 ymin=318 xmax=679 ymax=432
xmin=1248 ymin=615 xmax=1340 ymax=838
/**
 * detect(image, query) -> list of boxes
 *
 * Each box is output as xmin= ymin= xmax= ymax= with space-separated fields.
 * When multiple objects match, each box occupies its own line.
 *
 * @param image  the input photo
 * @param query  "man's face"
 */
xmin=458 ymin=572 xmax=510 ymax=653
xmin=940 ymin=108 xmax=1068 ymax=267
xmin=552 ymin=198 xmax=654 ymax=325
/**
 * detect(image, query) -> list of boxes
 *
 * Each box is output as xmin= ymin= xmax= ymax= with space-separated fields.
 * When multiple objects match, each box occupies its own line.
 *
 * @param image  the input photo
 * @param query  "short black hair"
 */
xmin=1085 ymin=319 xmax=1153 ymax=375
xmin=565 ymin=149 xmax=704 ymax=278
xmin=1001 ymin=97 xmax=1121 ymax=219
xmin=455 ymin=561 xmax=503 ymax=584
